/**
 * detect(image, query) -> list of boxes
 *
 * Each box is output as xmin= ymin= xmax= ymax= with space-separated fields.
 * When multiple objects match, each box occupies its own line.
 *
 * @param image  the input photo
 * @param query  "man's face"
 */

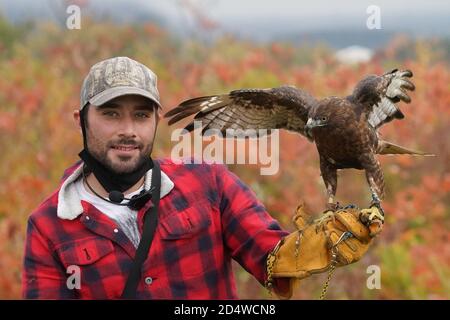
xmin=78 ymin=95 xmax=160 ymax=174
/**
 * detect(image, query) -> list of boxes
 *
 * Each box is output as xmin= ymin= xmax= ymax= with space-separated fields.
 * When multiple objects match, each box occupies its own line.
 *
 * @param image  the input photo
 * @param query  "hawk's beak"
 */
xmin=305 ymin=118 xmax=327 ymax=141
xmin=305 ymin=118 xmax=314 ymax=140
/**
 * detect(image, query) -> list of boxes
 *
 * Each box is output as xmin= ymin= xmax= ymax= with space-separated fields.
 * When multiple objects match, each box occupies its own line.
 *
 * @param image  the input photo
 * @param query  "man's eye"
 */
xmin=103 ymin=111 xmax=119 ymax=117
xmin=135 ymin=112 xmax=151 ymax=118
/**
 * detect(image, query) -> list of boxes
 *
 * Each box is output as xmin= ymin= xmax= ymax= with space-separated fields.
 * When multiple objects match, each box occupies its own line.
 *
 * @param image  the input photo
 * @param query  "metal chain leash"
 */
xmin=319 ymin=247 xmax=338 ymax=300
xmin=265 ymin=257 xmax=275 ymax=295
xmin=319 ymin=231 xmax=354 ymax=300
xmin=265 ymin=239 xmax=284 ymax=296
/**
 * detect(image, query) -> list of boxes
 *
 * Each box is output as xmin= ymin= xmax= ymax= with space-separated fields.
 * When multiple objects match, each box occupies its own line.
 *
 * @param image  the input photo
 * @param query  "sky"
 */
xmin=1 ymin=0 xmax=449 ymax=45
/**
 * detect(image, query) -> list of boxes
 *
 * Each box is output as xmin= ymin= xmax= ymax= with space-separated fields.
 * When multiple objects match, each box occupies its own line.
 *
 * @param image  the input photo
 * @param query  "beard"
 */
xmin=87 ymin=135 xmax=154 ymax=175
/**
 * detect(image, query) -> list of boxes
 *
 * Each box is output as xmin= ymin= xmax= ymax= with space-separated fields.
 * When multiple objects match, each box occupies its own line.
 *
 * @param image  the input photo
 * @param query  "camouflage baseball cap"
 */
xmin=80 ymin=56 xmax=161 ymax=110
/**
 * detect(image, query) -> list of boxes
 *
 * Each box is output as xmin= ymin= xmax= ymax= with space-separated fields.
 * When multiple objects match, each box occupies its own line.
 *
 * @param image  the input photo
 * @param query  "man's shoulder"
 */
xmin=158 ymin=157 xmax=228 ymax=176
xmin=29 ymin=161 xmax=82 ymax=224
xmin=27 ymin=188 xmax=60 ymax=226
xmin=61 ymin=160 xmax=82 ymax=181
xmin=158 ymin=158 xmax=233 ymax=200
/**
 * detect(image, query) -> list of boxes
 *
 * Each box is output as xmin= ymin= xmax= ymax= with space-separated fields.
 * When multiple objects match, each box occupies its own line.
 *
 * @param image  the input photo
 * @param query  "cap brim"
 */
xmin=88 ymin=86 xmax=162 ymax=109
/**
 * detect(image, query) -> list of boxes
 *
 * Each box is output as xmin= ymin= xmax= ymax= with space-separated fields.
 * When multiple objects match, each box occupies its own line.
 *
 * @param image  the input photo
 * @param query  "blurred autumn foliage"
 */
xmin=0 ymin=15 xmax=448 ymax=300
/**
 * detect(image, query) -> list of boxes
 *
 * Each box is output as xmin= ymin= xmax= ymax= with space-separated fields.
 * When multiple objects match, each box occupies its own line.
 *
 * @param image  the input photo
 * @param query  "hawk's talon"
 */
xmin=361 ymin=205 xmax=385 ymax=225
xmin=369 ymin=199 xmax=385 ymax=217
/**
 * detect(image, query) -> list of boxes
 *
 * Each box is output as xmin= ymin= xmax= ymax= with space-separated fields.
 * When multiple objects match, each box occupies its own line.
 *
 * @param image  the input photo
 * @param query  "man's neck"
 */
xmin=84 ymin=172 xmax=145 ymax=198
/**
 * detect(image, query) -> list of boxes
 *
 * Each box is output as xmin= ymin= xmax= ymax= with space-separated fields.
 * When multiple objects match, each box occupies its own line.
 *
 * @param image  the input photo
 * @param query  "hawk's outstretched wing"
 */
xmin=164 ymin=85 xmax=318 ymax=137
xmin=350 ymin=69 xmax=415 ymax=129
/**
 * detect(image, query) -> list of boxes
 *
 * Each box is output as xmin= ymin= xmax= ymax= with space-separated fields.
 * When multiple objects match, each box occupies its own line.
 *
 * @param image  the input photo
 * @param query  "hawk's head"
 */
xmin=305 ymin=98 xmax=351 ymax=140
xmin=305 ymin=115 xmax=328 ymax=141
xmin=305 ymin=103 xmax=334 ymax=140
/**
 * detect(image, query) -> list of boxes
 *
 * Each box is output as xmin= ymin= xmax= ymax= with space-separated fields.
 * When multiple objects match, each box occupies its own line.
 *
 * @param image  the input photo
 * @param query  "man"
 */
xmin=22 ymin=56 xmax=381 ymax=299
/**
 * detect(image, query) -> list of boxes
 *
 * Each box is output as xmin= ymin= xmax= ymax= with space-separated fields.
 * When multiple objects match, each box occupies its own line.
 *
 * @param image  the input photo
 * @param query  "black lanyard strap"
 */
xmin=121 ymin=160 xmax=161 ymax=299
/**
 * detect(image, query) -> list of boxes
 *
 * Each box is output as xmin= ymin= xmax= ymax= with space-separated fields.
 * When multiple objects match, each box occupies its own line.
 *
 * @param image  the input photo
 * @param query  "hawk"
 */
xmin=164 ymin=69 xmax=432 ymax=221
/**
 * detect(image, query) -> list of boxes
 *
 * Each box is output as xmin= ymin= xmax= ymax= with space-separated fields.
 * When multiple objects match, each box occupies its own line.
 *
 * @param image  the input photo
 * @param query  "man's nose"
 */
xmin=117 ymin=116 xmax=137 ymax=136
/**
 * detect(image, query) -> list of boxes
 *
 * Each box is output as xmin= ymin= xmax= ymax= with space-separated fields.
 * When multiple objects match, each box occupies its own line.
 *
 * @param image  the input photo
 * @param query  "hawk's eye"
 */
xmin=321 ymin=116 xmax=328 ymax=122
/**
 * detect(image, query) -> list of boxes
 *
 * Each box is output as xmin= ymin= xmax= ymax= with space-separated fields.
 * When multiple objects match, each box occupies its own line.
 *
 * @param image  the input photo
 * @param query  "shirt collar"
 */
xmin=57 ymin=162 xmax=174 ymax=220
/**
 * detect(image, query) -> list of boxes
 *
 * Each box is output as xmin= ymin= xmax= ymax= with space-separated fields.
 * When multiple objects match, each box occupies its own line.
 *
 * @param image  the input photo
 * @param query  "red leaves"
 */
xmin=0 ymin=21 xmax=449 ymax=299
xmin=0 ymin=112 xmax=16 ymax=133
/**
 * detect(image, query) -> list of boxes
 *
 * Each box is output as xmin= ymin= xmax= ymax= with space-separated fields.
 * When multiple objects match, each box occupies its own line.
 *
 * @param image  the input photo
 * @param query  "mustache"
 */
xmin=108 ymin=139 xmax=143 ymax=149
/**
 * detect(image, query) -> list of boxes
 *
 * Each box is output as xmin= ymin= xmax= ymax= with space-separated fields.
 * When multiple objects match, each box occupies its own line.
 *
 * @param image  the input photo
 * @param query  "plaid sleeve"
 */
xmin=22 ymin=217 xmax=75 ymax=299
xmin=213 ymin=164 xmax=289 ymax=285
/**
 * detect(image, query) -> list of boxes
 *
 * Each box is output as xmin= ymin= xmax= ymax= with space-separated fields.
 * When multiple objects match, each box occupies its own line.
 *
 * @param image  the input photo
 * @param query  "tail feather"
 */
xmin=377 ymin=140 xmax=435 ymax=156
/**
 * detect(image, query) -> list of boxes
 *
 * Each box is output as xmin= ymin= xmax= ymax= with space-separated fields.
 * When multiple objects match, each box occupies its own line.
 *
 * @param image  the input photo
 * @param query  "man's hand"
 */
xmin=266 ymin=204 xmax=383 ymax=299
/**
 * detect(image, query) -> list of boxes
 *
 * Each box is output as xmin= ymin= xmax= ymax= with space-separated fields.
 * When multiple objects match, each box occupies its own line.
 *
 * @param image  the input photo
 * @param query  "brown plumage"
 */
xmin=164 ymin=69 xmax=433 ymax=215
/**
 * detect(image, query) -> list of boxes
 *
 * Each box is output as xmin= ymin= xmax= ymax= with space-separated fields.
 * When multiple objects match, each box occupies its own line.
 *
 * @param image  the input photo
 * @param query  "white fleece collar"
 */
xmin=57 ymin=163 xmax=174 ymax=220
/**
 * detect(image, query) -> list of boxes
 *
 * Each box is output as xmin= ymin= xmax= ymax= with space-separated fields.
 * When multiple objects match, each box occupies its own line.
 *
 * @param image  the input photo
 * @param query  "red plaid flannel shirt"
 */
xmin=22 ymin=158 xmax=289 ymax=299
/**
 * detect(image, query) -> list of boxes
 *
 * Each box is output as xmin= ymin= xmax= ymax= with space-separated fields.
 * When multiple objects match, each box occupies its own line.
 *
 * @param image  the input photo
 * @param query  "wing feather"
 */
xmin=164 ymin=85 xmax=317 ymax=138
xmin=350 ymin=69 xmax=415 ymax=129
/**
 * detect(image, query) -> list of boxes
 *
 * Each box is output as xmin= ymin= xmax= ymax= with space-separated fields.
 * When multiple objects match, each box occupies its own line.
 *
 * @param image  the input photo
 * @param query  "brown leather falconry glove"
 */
xmin=266 ymin=204 xmax=383 ymax=299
